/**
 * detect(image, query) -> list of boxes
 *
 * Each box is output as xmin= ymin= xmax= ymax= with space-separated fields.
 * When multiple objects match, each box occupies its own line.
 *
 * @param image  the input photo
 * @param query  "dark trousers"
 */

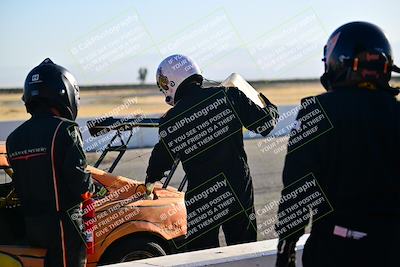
xmin=186 ymin=208 xmax=257 ymax=251
xmin=303 ymin=232 xmax=398 ymax=267
xmin=25 ymin=215 xmax=86 ymax=267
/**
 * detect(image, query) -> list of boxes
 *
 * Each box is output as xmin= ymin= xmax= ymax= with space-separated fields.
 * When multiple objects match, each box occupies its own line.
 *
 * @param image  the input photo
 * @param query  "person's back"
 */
xmin=7 ymin=114 xmax=88 ymax=216
xmin=160 ymin=85 xmax=260 ymax=184
xmin=281 ymin=88 xmax=400 ymax=267
xmin=6 ymin=58 xmax=92 ymax=267
xmin=146 ymin=54 xmax=279 ymax=251
xmin=276 ymin=22 xmax=400 ymax=267
xmin=312 ymin=89 xmax=399 ymax=231
xmin=150 ymin=82 xmax=278 ymax=203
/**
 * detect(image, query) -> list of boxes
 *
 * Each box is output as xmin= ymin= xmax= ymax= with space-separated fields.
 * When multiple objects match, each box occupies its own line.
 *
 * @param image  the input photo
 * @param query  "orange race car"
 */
xmin=0 ymin=117 xmax=188 ymax=267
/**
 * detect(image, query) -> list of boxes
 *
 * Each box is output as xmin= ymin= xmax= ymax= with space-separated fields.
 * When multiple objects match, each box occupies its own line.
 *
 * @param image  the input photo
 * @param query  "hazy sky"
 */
xmin=1 ymin=0 xmax=399 ymax=87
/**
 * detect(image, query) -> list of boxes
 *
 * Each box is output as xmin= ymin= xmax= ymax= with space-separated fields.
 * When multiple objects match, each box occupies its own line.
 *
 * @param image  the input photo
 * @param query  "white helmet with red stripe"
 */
xmin=156 ymin=54 xmax=202 ymax=106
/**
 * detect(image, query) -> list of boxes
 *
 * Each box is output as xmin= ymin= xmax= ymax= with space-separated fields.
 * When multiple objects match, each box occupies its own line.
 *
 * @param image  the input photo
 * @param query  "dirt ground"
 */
xmin=3 ymin=80 xmax=399 ymax=122
xmin=2 ymin=80 xmax=399 ymax=121
xmin=0 ymin=82 xmax=326 ymax=121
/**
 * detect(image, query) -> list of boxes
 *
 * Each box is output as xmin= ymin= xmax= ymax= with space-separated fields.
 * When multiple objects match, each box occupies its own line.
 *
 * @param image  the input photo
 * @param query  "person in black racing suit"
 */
xmin=275 ymin=22 xmax=400 ymax=267
xmin=145 ymin=54 xmax=279 ymax=251
xmin=6 ymin=58 xmax=93 ymax=267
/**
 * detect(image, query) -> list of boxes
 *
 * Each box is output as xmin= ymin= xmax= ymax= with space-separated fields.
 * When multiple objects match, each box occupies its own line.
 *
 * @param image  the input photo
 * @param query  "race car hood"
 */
xmin=87 ymin=165 xmax=183 ymax=201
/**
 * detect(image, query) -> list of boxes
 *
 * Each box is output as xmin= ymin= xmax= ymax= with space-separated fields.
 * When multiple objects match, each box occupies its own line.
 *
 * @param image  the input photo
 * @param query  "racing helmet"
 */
xmin=321 ymin=21 xmax=397 ymax=91
xmin=23 ymin=58 xmax=80 ymax=120
xmin=156 ymin=54 xmax=202 ymax=106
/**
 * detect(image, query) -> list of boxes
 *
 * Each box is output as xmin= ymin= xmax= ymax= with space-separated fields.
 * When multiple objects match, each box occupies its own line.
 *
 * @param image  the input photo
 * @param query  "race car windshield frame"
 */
xmin=87 ymin=116 xmax=186 ymax=191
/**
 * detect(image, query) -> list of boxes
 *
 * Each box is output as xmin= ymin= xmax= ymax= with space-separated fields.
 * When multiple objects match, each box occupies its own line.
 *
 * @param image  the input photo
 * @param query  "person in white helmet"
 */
xmin=146 ymin=54 xmax=279 ymax=251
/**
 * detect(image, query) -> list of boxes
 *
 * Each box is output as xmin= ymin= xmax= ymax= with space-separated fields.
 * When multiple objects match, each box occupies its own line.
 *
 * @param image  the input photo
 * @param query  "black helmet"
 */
xmin=23 ymin=58 xmax=80 ymax=120
xmin=320 ymin=21 xmax=399 ymax=91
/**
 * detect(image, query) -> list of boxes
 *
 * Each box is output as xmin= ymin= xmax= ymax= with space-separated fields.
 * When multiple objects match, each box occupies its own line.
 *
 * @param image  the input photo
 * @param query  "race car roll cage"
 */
xmin=87 ymin=117 xmax=187 ymax=192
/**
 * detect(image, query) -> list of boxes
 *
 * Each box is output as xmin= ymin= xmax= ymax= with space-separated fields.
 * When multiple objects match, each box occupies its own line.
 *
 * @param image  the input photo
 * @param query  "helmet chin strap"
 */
xmin=160 ymin=89 xmax=174 ymax=106
xmin=165 ymin=96 xmax=173 ymax=105
xmin=320 ymin=73 xmax=331 ymax=91
xmin=321 ymin=64 xmax=400 ymax=92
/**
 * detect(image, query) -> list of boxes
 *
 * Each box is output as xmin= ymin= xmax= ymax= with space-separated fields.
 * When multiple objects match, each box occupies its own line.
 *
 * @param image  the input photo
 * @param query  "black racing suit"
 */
xmin=146 ymin=84 xmax=279 ymax=251
xmin=6 ymin=112 xmax=93 ymax=267
xmin=276 ymin=87 xmax=400 ymax=267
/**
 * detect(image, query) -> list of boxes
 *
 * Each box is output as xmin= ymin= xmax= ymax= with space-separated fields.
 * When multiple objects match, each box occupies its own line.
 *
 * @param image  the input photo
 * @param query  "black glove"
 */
xmin=276 ymin=239 xmax=297 ymax=267
xmin=259 ymin=93 xmax=279 ymax=120
xmin=258 ymin=92 xmax=273 ymax=107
